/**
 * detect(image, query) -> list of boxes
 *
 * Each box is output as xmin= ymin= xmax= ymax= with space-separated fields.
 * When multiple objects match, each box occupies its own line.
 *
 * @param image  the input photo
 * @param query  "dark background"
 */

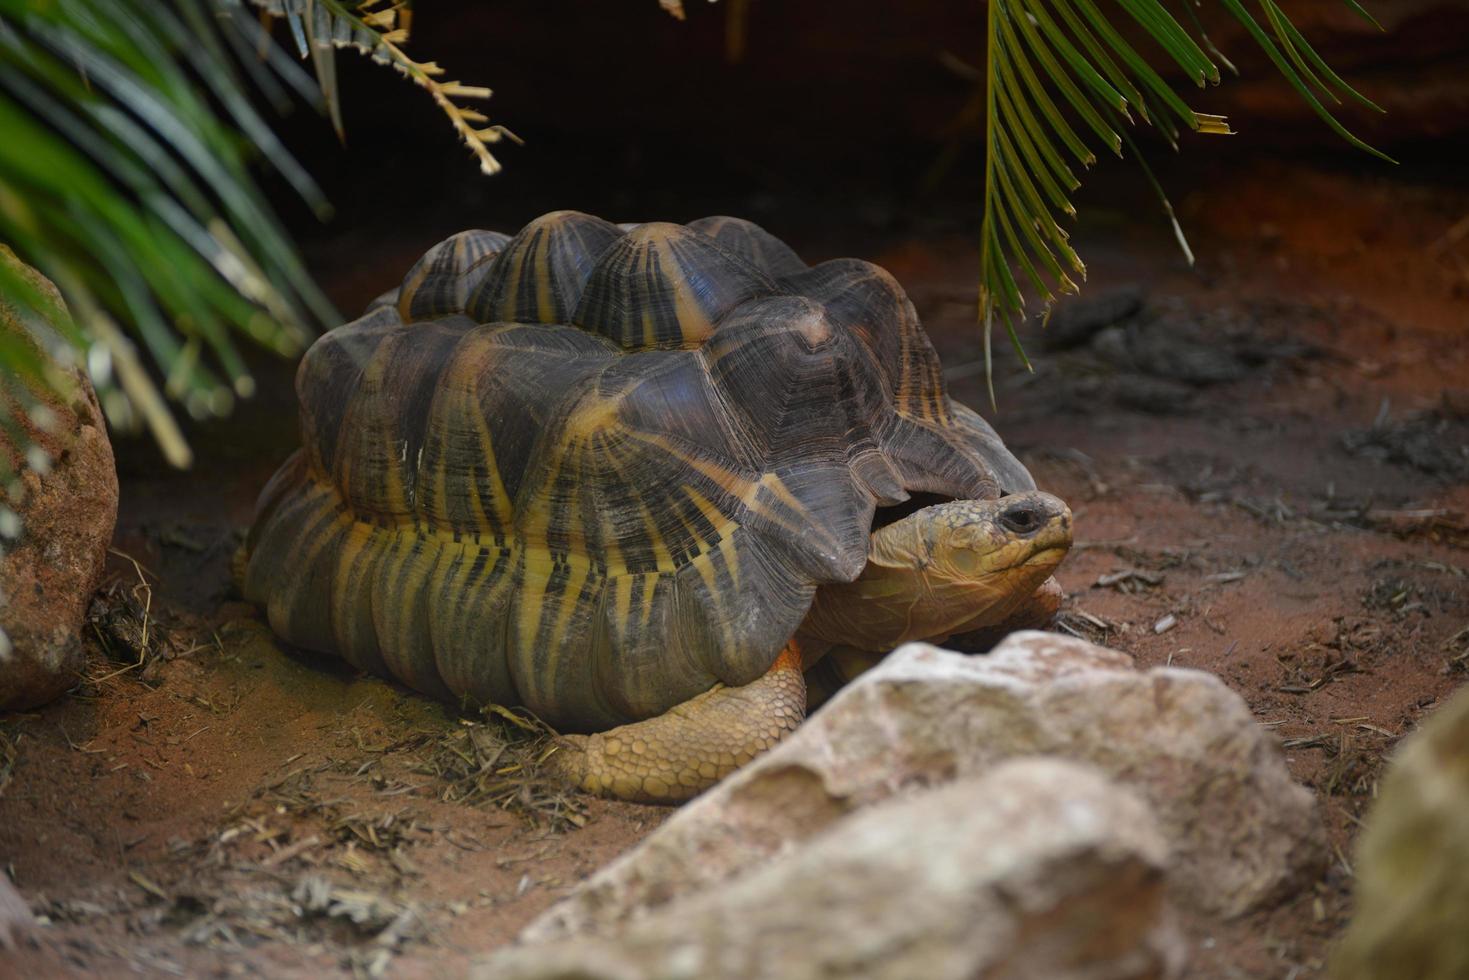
xmin=265 ymin=0 xmax=1469 ymax=244
xmin=115 ymin=0 xmax=1469 ymax=474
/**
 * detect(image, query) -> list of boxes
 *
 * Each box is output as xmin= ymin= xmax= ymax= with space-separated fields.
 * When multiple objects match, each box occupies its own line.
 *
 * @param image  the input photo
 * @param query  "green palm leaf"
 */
xmin=978 ymin=0 xmax=1389 ymax=403
xmin=0 ymin=0 xmax=331 ymax=497
xmin=0 ymin=0 xmax=509 ymax=548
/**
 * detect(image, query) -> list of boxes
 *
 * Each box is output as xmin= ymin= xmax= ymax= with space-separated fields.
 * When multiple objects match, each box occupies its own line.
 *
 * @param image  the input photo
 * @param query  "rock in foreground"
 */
xmin=480 ymin=759 xmax=1185 ymax=980
xmin=0 ymin=875 xmax=36 ymax=950
xmin=1 ymin=246 xmax=118 ymax=712
xmin=1332 ymin=683 xmax=1469 ymax=980
xmin=528 ymin=632 xmax=1322 ymax=943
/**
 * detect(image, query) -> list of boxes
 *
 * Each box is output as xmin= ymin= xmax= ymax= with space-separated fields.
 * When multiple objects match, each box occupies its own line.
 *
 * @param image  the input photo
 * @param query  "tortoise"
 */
xmin=239 ymin=211 xmax=1072 ymax=803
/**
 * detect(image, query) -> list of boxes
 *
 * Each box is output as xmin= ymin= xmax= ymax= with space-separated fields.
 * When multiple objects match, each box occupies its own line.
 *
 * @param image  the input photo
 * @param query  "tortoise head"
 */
xmin=914 ymin=492 xmax=1072 ymax=587
xmin=801 ymin=491 xmax=1072 ymax=652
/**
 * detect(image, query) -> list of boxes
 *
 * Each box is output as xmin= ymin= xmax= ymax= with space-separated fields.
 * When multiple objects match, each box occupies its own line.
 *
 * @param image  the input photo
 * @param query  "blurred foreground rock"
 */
xmin=514 ymin=631 xmax=1322 ymax=970
xmin=481 ymin=759 xmax=1185 ymax=980
xmin=0 ymin=876 xmax=36 ymax=950
xmin=1331 ymin=684 xmax=1469 ymax=980
xmin=0 ymin=246 xmax=117 ymax=712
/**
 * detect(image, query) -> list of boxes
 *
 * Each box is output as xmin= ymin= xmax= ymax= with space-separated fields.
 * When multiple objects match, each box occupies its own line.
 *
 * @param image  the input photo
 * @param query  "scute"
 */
xmin=333 ymin=320 xmax=467 ymax=521
xmin=466 ymin=210 xmax=624 ymax=326
xmin=395 ymin=229 xmax=512 ymax=322
xmin=574 ymin=223 xmax=779 ymax=349
xmin=949 ymin=401 xmax=1036 ymax=494
xmin=686 ymin=216 xmax=809 ymax=279
xmin=785 ymin=258 xmax=949 ymax=426
xmin=243 ymin=211 xmax=1036 ymax=730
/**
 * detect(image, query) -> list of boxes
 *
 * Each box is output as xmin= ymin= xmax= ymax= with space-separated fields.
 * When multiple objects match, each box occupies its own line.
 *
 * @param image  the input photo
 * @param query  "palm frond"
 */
xmin=0 ymin=0 xmax=336 ymax=536
xmin=0 ymin=0 xmax=510 ymax=549
xmin=978 ymin=0 xmax=1389 ymax=403
xmin=258 ymin=0 xmax=518 ymax=176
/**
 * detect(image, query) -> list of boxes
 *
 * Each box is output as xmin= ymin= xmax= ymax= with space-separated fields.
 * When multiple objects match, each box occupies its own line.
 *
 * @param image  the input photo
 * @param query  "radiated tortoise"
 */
xmin=240 ymin=211 xmax=1073 ymax=803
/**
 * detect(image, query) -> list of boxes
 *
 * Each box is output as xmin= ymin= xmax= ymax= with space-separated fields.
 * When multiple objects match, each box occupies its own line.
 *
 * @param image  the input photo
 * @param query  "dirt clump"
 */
xmin=1342 ymin=400 xmax=1469 ymax=480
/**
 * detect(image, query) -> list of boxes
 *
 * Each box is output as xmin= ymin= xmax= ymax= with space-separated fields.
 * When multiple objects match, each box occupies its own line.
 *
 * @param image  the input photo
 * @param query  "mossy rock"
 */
xmin=1331 ymin=684 xmax=1469 ymax=980
xmin=0 ymin=246 xmax=118 ymax=712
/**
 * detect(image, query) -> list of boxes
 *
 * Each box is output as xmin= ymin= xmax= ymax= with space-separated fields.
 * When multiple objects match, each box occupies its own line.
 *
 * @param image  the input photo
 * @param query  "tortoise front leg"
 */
xmin=548 ymin=641 xmax=806 ymax=804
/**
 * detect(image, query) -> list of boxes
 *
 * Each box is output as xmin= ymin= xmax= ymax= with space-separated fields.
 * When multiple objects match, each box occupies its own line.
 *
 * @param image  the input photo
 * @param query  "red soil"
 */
xmin=2 ymin=160 xmax=1465 ymax=978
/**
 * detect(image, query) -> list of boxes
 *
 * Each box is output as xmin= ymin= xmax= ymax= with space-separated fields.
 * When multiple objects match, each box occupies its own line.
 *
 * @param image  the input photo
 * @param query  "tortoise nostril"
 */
xmin=999 ymin=503 xmax=1042 ymax=536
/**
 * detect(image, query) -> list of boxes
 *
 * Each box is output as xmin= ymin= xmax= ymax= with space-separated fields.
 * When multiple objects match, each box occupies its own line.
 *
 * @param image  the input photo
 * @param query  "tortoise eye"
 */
xmin=998 ymin=501 xmax=1043 ymax=536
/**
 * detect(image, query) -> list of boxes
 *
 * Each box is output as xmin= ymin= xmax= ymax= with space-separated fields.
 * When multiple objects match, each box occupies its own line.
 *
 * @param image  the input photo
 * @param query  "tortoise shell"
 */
xmin=242 ymin=211 xmax=1035 ymax=730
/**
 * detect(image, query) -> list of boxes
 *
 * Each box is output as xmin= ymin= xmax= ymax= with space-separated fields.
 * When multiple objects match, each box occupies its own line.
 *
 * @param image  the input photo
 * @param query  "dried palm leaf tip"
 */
xmin=259 ymin=0 xmax=519 ymax=175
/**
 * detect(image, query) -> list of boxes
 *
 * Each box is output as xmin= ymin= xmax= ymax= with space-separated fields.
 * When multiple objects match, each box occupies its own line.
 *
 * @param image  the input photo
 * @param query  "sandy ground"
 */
xmin=1 ymin=159 xmax=1466 ymax=978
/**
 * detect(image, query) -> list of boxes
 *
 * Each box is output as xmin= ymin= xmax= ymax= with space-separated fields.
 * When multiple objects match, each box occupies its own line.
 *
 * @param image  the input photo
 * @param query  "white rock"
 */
xmin=527 ymin=631 xmax=1322 ymax=942
xmin=0 ymin=876 xmax=36 ymax=950
xmin=480 ymin=758 xmax=1186 ymax=980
